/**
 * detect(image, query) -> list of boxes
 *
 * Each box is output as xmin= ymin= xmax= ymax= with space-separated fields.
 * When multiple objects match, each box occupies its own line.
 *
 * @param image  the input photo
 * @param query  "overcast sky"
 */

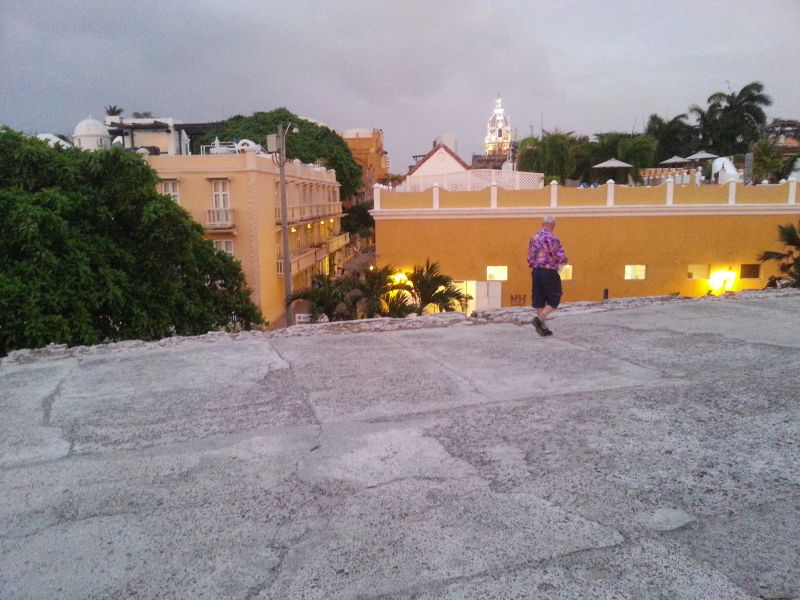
xmin=2 ymin=0 xmax=799 ymax=172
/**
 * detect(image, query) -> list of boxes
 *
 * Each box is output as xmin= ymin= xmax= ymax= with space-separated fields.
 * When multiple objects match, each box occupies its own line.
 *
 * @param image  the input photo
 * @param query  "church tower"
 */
xmin=485 ymin=95 xmax=512 ymax=157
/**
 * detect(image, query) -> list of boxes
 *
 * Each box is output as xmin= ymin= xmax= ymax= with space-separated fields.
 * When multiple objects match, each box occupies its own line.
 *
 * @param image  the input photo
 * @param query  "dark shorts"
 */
xmin=531 ymin=268 xmax=562 ymax=309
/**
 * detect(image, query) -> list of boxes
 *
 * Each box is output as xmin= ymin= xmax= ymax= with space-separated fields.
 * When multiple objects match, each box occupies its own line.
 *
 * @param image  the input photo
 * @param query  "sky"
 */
xmin=2 ymin=0 xmax=799 ymax=173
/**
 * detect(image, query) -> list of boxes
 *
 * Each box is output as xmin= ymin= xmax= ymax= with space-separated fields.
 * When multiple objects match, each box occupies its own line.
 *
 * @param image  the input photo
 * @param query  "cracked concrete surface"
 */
xmin=1 ymin=293 xmax=799 ymax=599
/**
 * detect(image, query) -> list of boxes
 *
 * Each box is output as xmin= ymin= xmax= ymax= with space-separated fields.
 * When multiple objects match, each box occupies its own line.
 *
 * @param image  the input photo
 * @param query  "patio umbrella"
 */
xmin=685 ymin=150 xmax=718 ymax=160
xmin=592 ymin=158 xmax=633 ymax=169
xmin=659 ymin=155 xmax=689 ymax=165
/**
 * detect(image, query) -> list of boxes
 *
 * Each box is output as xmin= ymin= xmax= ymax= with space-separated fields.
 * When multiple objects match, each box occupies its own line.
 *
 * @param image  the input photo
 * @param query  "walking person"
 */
xmin=527 ymin=216 xmax=568 ymax=337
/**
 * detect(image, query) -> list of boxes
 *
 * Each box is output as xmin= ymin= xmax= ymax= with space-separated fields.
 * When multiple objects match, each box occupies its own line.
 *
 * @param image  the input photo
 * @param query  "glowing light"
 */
xmin=391 ymin=272 xmax=409 ymax=285
xmin=709 ymin=269 xmax=735 ymax=293
xmin=320 ymin=220 xmax=325 ymax=225
xmin=329 ymin=218 xmax=334 ymax=223
xmin=290 ymin=227 xmax=297 ymax=233
xmin=369 ymin=265 xmax=374 ymax=271
xmin=307 ymin=223 xmax=312 ymax=229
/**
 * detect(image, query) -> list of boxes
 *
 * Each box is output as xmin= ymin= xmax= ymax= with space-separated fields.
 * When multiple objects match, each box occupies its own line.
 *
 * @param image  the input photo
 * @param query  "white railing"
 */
xmin=276 ymin=247 xmax=330 ymax=275
xmin=397 ymin=169 xmax=544 ymax=192
xmin=206 ymin=208 xmax=234 ymax=228
xmin=274 ymin=201 xmax=343 ymax=223
xmin=326 ymin=233 xmax=350 ymax=253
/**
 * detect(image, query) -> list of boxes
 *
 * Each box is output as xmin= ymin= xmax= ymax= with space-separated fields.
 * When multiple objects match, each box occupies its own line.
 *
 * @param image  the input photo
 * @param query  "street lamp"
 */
xmin=269 ymin=123 xmax=299 ymax=326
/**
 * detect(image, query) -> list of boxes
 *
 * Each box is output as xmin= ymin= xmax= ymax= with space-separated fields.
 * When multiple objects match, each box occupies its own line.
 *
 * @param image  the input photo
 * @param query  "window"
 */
xmin=688 ymin=264 xmax=710 ymax=279
xmin=740 ymin=263 xmax=760 ymax=279
xmin=211 ymin=179 xmax=230 ymax=208
xmin=560 ymin=264 xmax=573 ymax=281
xmin=213 ymin=240 xmax=234 ymax=255
xmin=624 ymin=264 xmax=646 ymax=280
xmin=161 ymin=180 xmax=179 ymax=203
xmin=486 ymin=266 xmax=508 ymax=281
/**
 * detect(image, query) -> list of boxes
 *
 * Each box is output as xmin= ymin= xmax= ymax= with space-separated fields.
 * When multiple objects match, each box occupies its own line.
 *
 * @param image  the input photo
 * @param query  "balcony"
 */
xmin=276 ymin=247 xmax=330 ymax=275
xmin=207 ymin=208 xmax=234 ymax=229
xmin=326 ymin=232 xmax=350 ymax=253
xmin=274 ymin=201 xmax=343 ymax=224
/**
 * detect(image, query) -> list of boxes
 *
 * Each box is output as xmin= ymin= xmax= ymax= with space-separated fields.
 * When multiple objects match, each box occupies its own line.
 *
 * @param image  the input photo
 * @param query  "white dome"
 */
xmin=73 ymin=117 xmax=109 ymax=137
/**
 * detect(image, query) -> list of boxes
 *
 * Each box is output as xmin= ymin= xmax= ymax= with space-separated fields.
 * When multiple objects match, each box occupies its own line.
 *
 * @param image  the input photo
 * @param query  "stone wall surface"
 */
xmin=1 ymin=289 xmax=799 ymax=599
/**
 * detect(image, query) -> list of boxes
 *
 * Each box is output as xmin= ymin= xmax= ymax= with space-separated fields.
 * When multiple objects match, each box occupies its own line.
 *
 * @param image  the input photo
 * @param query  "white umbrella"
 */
xmin=659 ymin=155 xmax=689 ymax=165
xmin=685 ymin=150 xmax=718 ymax=160
xmin=592 ymin=158 xmax=633 ymax=169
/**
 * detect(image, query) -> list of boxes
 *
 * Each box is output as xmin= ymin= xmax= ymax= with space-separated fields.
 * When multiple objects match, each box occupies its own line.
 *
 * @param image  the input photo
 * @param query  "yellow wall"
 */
xmin=498 ymin=188 xmax=550 ymax=207
xmin=382 ymin=191 xmax=432 ymax=209
xmin=615 ymin=185 xmax=666 ymax=206
xmin=375 ymin=213 xmax=796 ymax=307
xmin=440 ymin=190 xmax=490 ymax=208
xmin=674 ymin=185 xmax=728 ymax=204
xmin=734 ymin=183 xmax=789 ymax=204
xmin=148 ymin=152 xmax=343 ymax=326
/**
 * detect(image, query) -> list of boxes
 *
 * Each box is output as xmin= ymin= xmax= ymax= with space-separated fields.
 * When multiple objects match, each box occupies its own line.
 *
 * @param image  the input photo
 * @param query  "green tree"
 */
xmin=341 ymin=201 xmax=374 ymax=235
xmin=537 ymin=133 xmax=576 ymax=184
xmin=646 ymin=113 xmax=698 ymax=161
xmin=751 ymin=137 xmax=783 ymax=183
xmin=688 ymin=102 xmax=722 ymax=150
xmin=197 ymin=108 xmax=363 ymax=200
xmin=406 ymin=259 xmax=470 ymax=313
xmin=706 ymin=81 xmax=772 ymax=154
xmin=619 ymin=135 xmax=658 ymax=182
xmin=285 ymin=273 xmax=358 ymax=322
xmin=759 ymin=221 xmax=800 ymax=287
xmin=0 ymin=128 xmax=262 ymax=356
xmin=105 ymin=105 xmax=124 ymax=116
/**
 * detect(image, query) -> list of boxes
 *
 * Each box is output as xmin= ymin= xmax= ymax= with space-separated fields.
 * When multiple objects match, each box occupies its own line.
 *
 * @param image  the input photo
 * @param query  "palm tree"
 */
xmin=286 ymin=273 xmax=360 ymax=322
xmin=689 ymin=102 xmax=722 ymax=150
xmin=751 ymin=138 xmax=783 ymax=183
xmin=759 ymin=221 xmax=800 ymax=288
xmin=706 ymin=81 xmax=772 ymax=154
xmin=105 ymin=105 xmax=124 ymax=116
xmin=360 ymin=264 xmax=409 ymax=317
xmin=646 ymin=113 xmax=697 ymax=161
xmin=406 ymin=259 xmax=470 ymax=314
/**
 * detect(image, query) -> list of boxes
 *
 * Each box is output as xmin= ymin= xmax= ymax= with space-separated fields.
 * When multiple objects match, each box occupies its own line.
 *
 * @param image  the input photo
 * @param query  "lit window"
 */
xmin=688 ymin=264 xmax=710 ymax=279
xmin=213 ymin=240 xmax=234 ymax=255
xmin=486 ymin=266 xmax=508 ymax=281
xmin=211 ymin=179 xmax=230 ymax=209
xmin=161 ymin=180 xmax=179 ymax=203
xmin=740 ymin=264 xmax=760 ymax=279
xmin=560 ymin=264 xmax=573 ymax=280
xmin=624 ymin=264 xmax=646 ymax=280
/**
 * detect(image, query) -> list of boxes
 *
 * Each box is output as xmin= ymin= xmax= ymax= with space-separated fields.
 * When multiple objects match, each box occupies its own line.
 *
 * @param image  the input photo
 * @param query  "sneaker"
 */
xmin=542 ymin=325 xmax=554 ymax=336
xmin=532 ymin=316 xmax=547 ymax=337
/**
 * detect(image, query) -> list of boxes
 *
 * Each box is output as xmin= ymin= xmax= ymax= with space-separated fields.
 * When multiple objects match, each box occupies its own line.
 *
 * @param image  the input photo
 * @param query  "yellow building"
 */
xmin=147 ymin=147 xmax=349 ymax=326
xmin=372 ymin=179 xmax=799 ymax=312
xmin=340 ymin=128 xmax=389 ymax=203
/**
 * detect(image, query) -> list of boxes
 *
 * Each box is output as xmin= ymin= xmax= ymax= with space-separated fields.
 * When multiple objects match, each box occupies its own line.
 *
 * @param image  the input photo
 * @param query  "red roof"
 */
xmin=407 ymin=143 xmax=470 ymax=176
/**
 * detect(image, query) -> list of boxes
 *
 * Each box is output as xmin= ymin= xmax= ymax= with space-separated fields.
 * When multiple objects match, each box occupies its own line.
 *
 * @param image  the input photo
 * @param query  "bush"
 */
xmin=0 ymin=128 xmax=262 ymax=355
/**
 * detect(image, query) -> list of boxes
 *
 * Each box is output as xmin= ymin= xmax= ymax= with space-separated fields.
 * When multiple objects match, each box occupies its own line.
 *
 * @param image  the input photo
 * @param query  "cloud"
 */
xmin=1 ymin=0 xmax=799 ymax=170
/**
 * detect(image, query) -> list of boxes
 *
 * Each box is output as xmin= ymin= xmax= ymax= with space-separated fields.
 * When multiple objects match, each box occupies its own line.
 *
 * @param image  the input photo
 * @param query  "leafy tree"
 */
xmin=0 ymin=128 xmax=262 ymax=356
xmin=105 ymin=105 xmax=124 ymax=116
xmin=751 ymin=137 xmax=783 ymax=183
xmin=286 ymin=273 xmax=354 ymax=322
xmin=196 ymin=108 xmax=363 ymax=199
xmin=705 ymin=81 xmax=772 ymax=155
xmin=646 ymin=113 xmax=698 ymax=161
xmin=341 ymin=201 xmax=374 ymax=235
xmin=759 ymin=221 xmax=800 ymax=287
xmin=619 ymin=135 xmax=658 ymax=182
xmin=406 ymin=259 xmax=470 ymax=313
xmin=688 ymin=102 xmax=722 ymax=150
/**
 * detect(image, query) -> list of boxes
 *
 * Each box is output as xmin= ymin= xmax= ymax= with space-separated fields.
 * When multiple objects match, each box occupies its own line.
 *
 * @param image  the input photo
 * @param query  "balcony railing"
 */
xmin=276 ymin=247 xmax=329 ymax=275
xmin=207 ymin=208 xmax=234 ymax=229
xmin=275 ymin=202 xmax=343 ymax=224
xmin=326 ymin=232 xmax=350 ymax=253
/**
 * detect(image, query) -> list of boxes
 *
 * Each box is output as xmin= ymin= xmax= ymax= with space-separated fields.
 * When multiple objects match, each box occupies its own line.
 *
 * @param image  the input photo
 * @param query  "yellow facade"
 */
xmin=373 ymin=181 xmax=798 ymax=308
xmin=341 ymin=129 xmax=388 ymax=202
xmin=147 ymin=150 xmax=348 ymax=325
